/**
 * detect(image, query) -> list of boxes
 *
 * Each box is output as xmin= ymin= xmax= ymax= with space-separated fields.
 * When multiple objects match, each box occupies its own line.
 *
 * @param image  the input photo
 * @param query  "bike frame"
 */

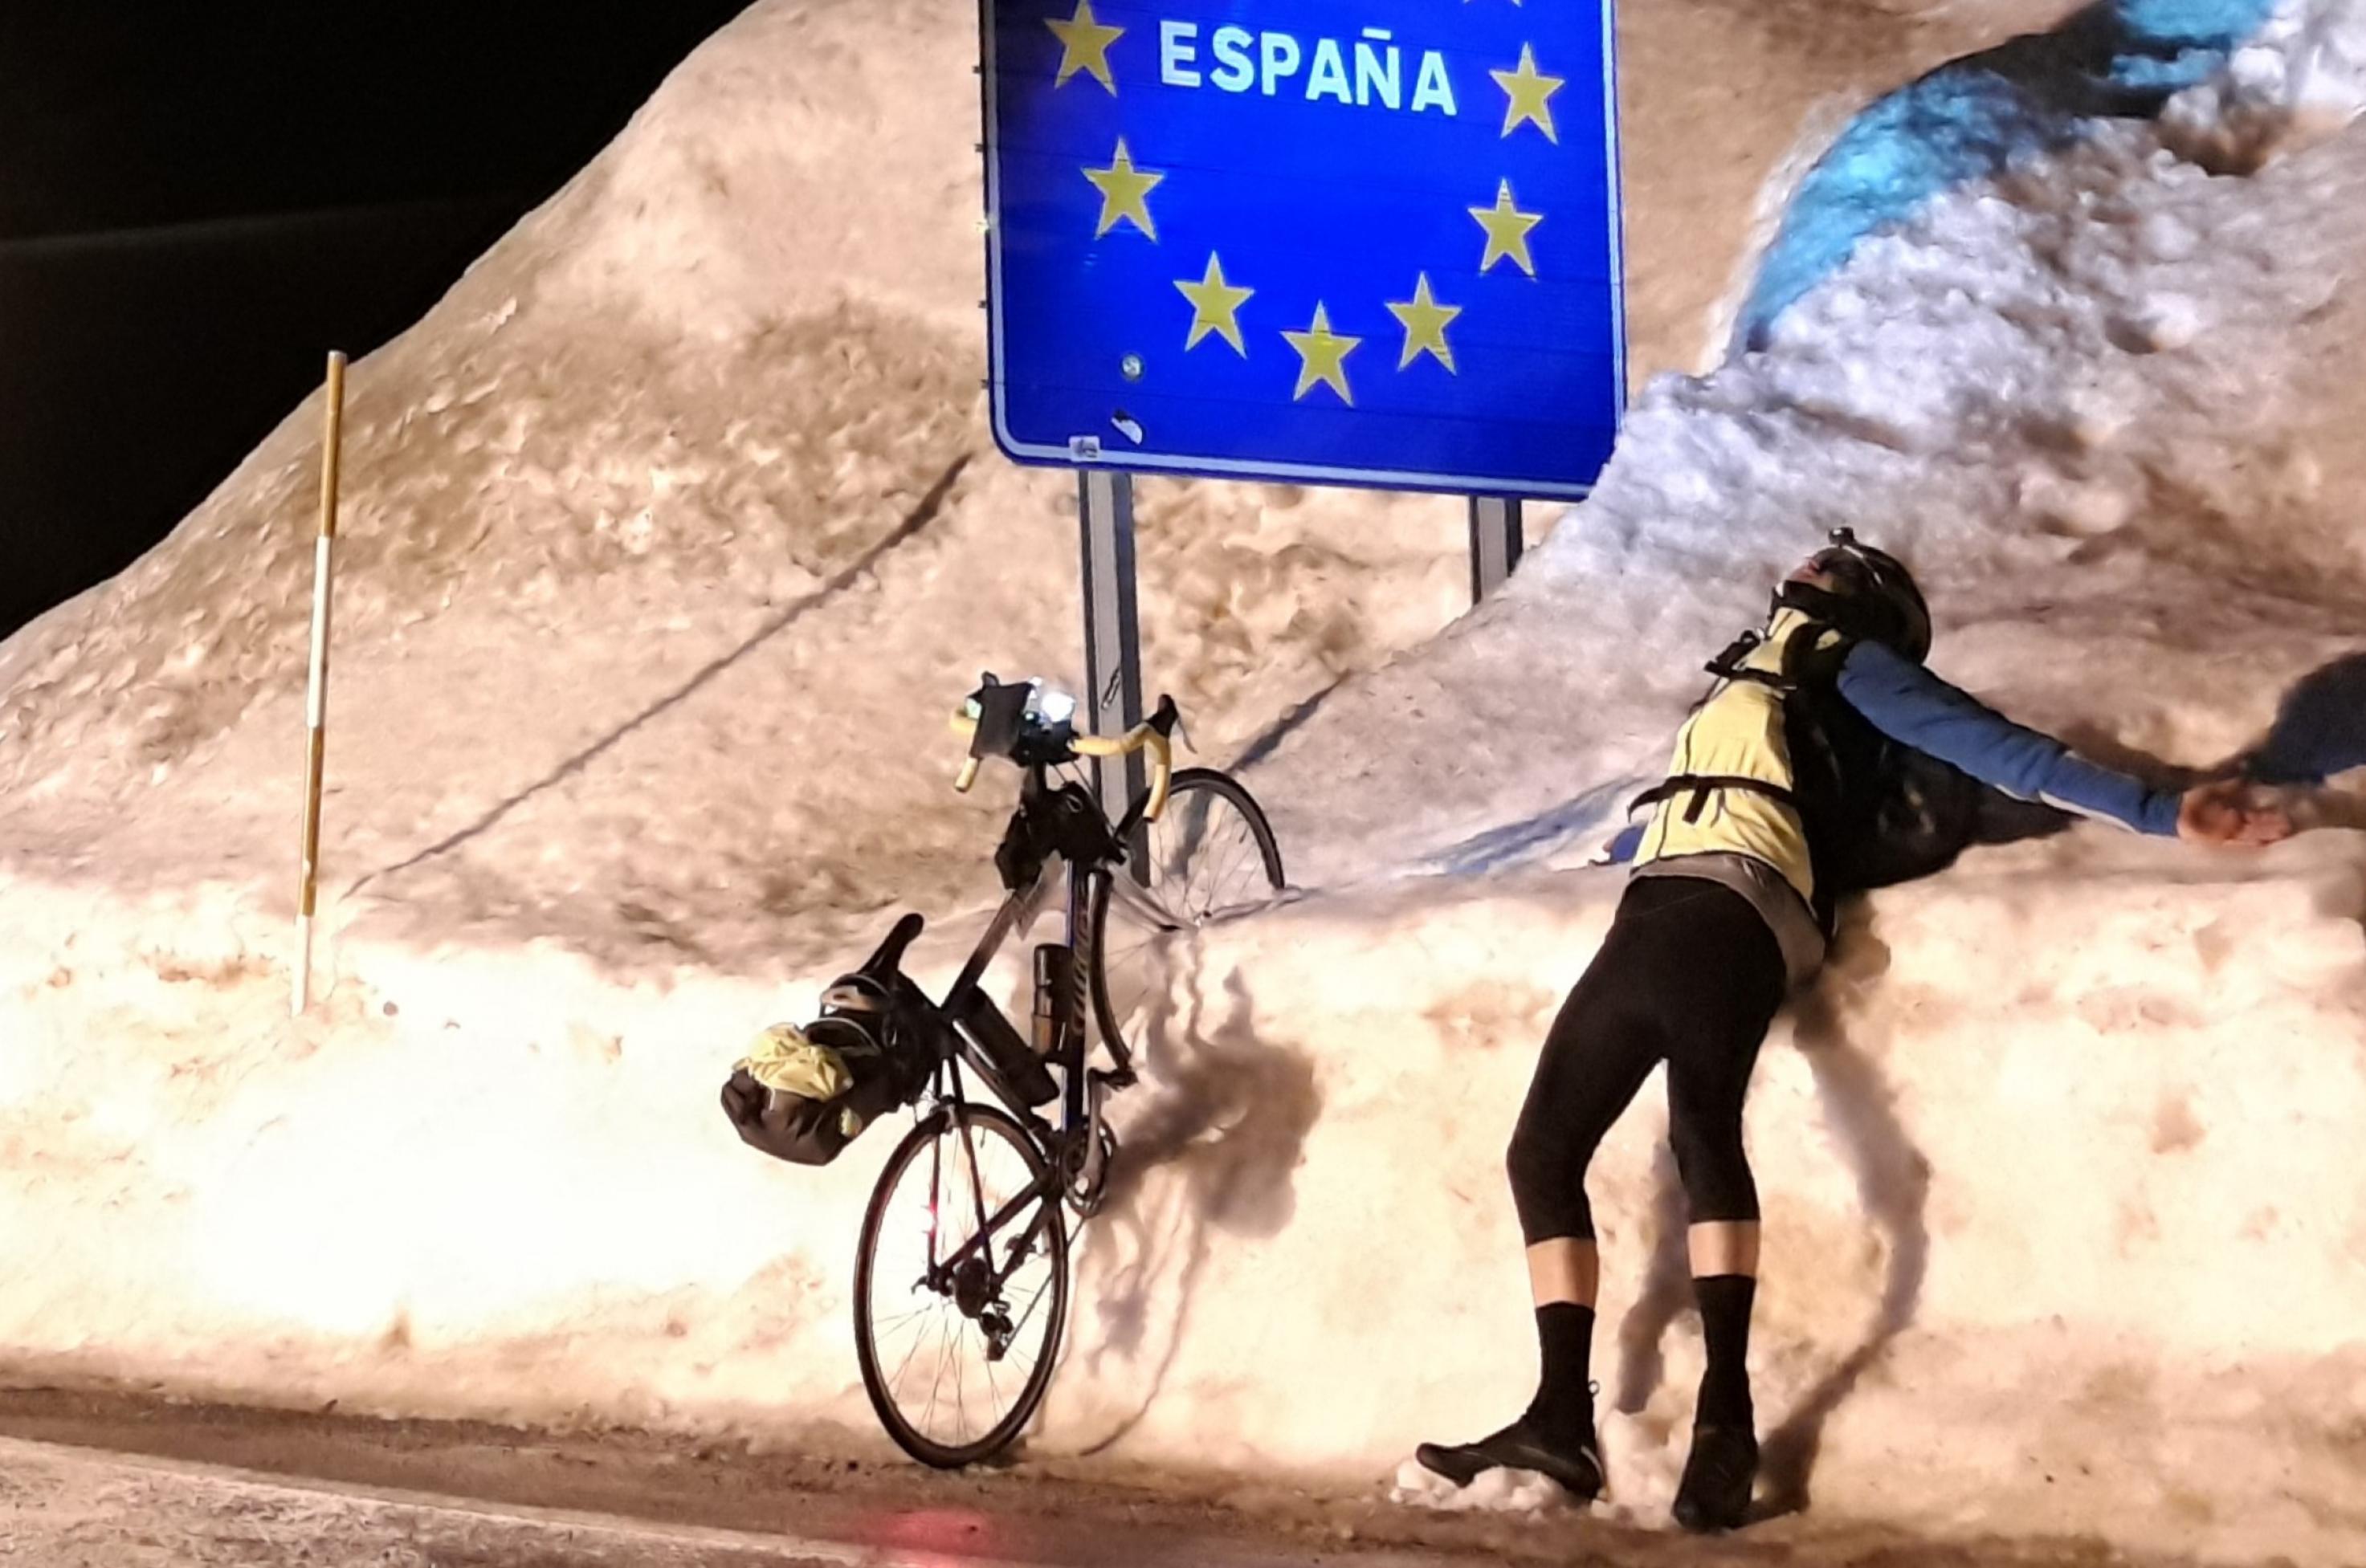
xmin=907 ymin=763 xmax=1117 ymax=1305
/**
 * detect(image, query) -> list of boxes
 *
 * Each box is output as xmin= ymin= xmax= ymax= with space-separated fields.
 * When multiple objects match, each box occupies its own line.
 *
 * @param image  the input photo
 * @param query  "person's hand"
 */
xmin=2176 ymin=780 xmax=2295 ymax=847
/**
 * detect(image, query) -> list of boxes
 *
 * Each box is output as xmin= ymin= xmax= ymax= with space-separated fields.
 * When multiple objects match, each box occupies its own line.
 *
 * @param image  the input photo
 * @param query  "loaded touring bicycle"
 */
xmin=723 ymin=674 xmax=1283 ymax=1464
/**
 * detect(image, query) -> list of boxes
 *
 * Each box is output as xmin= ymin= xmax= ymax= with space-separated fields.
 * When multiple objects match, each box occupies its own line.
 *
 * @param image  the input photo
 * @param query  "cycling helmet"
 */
xmin=1778 ymin=527 xmax=1932 ymax=664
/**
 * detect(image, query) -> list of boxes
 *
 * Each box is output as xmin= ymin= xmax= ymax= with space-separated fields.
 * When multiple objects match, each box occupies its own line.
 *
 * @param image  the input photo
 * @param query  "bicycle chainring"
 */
xmin=1060 ymin=1122 xmax=1122 ymax=1218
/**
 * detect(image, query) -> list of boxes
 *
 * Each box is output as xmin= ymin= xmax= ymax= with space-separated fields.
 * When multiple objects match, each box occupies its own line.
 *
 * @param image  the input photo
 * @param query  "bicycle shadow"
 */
xmin=1060 ymin=939 xmax=1323 ymax=1456
xmin=1604 ymin=910 xmax=1932 ymax=1521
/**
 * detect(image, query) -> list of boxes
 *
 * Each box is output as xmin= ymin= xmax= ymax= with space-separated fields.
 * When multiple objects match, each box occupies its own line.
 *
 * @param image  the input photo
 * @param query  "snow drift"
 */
xmin=5 ymin=1 xmax=2366 ymax=1562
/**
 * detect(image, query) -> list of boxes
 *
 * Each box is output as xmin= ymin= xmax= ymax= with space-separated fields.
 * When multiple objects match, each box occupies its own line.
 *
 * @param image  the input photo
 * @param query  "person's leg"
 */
xmin=1687 ymin=1224 xmax=1760 ymax=1429
xmin=1502 ymin=923 xmax=1667 ymax=1448
xmin=1418 ymin=881 xmax=1703 ymax=1493
xmin=1520 ymin=1237 xmax=1601 ymax=1445
xmin=1669 ymin=1102 xmax=1764 ymax=1432
xmin=1660 ymin=890 xmax=1789 ymax=1531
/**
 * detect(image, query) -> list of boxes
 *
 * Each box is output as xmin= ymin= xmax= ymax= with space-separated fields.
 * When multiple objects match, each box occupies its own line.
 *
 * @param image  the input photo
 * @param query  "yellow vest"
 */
xmin=1630 ymin=609 xmax=1844 ymax=910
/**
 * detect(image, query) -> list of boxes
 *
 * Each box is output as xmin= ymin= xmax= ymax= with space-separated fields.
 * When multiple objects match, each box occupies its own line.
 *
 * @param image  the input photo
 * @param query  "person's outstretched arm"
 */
xmin=1835 ymin=640 xmax=2248 ymax=840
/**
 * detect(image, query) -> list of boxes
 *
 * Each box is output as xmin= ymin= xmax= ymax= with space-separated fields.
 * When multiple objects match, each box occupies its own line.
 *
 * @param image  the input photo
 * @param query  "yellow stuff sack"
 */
xmin=735 ymin=1023 xmax=854 ymax=1102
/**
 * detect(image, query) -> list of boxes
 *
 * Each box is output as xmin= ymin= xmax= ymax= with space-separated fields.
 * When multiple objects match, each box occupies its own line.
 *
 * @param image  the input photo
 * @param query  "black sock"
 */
xmin=1694 ymin=1274 xmax=1756 ymax=1428
xmin=1524 ymin=1302 xmax=1596 ymax=1446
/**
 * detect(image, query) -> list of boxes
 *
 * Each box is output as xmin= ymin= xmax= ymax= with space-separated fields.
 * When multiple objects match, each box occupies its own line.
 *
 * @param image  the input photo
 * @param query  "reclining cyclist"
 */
xmin=1417 ymin=531 xmax=2291 ymax=1532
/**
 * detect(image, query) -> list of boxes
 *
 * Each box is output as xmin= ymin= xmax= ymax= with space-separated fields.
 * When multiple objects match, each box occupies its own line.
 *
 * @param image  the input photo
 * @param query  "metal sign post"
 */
xmin=1078 ymin=467 xmax=1148 ymax=834
xmin=1469 ymin=495 xmax=1524 ymax=603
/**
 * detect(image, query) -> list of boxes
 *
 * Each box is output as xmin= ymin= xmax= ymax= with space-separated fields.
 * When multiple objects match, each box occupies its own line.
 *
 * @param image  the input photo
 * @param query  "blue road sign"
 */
xmin=981 ymin=0 xmax=1624 ymax=498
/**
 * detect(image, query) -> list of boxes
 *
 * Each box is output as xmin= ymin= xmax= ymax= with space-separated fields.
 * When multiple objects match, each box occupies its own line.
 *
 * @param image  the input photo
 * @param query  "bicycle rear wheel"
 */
xmin=854 ymin=1106 xmax=1068 ymax=1467
xmin=1089 ymin=768 xmax=1285 ymax=1064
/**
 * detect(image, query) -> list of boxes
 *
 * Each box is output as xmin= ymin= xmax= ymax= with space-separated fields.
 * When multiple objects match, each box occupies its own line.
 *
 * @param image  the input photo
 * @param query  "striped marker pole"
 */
xmin=295 ymin=350 xmax=347 ymax=1016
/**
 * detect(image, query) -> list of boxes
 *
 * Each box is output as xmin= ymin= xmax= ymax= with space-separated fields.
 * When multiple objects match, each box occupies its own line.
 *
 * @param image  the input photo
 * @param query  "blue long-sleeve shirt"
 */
xmin=1833 ymin=640 xmax=2182 ymax=836
xmin=1607 ymin=641 xmax=2183 ymax=865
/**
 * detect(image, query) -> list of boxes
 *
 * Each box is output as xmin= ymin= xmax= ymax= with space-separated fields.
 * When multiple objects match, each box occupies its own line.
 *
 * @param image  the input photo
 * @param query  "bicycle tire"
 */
xmin=853 ymin=1105 xmax=1069 ymax=1468
xmin=1087 ymin=768 xmax=1285 ymax=1065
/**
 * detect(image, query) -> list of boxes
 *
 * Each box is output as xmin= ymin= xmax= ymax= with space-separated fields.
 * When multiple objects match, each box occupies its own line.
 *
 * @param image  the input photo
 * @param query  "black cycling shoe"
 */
xmin=1671 ymin=1423 xmax=1758 ymax=1533
xmin=1415 ymin=1417 xmax=1603 ymax=1501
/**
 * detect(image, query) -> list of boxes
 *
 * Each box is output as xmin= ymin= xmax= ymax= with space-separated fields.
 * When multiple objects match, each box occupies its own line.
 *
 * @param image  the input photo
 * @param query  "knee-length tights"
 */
xmin=1506 ymin=876 xmax=1789 ymax=1244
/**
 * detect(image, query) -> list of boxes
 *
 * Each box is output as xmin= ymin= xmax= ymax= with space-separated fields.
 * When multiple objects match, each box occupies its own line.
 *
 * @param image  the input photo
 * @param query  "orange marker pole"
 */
xmin=295 ymin=350 xmax=347 ymax=1016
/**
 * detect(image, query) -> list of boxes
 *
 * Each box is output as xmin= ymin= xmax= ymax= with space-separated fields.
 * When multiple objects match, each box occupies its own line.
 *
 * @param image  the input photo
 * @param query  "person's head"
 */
xmin=1779 ymin=527 xmax=1932 ymax=662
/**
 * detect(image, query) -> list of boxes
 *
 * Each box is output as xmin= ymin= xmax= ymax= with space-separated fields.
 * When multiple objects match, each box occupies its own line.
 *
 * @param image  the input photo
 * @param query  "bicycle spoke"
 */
xmin=883 ymin=1299 xmax=940 ymax=1394
xmin=1177 ymin=810 xmax=1205 ymax=914
xmin=1206 ymin=828 xmax=1259 ymax=916
xmin=1003 ymin=1273 xmax=1055 ymax=1346
xmin=922 ymin=1312 xmax=954 ymax=1433
xmin=1190 ymin=828 xmax=1236 ymax=914
xmin=872 ymin=1302 xmax=935 ymax=1340
xmin=953 ymin=1329 xmax=972 ymax=1444
xmin=1111 ymin=877 xmax=1180 ymax=934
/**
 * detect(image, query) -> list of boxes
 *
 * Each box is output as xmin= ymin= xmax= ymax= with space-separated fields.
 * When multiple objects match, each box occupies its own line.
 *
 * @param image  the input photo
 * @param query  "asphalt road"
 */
xmin=0 ymin=1384 xmax=2167 ymax=1568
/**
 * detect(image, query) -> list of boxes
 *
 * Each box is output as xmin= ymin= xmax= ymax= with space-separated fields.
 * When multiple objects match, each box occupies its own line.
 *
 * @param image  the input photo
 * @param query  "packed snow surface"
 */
xmin=5 ymin=0 xmax=2366 ymax=1563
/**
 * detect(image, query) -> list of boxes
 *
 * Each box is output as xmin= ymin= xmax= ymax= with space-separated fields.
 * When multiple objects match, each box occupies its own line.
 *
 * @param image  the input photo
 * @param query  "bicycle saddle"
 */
xmin=860 ymin=911 xmax=925 ymax=979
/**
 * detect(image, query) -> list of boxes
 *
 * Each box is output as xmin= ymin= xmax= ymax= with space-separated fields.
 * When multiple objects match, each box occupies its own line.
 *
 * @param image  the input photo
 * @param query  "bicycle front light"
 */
xmin=1028 ymin=686 xmax=1077 ymax=727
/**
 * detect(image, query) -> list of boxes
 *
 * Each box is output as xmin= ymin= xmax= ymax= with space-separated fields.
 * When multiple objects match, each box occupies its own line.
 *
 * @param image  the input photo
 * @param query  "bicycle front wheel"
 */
xmin=854 ymin=1106 xmax=1069 ymax=1468
xmin=1089 ymin=768 xmax=1285 ymax=1064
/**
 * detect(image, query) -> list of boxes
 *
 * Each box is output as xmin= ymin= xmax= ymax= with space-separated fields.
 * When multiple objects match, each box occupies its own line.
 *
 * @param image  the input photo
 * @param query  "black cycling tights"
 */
xmin=1507 ymin=876 xmax=1789 ymax=1244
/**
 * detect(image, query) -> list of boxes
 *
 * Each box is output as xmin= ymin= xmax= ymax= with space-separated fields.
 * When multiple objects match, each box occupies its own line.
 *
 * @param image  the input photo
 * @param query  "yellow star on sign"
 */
xmin=1176 ymin=253 xmax=1254 ymax=355
xmin=1045 ymin=0 xmax=1124 ymax=94
xmin=1282 ymin=303 xmax=1360 ymax=405
xmin=1470 ymin=180 xmax=1544 ymax=276
xmin=1491 ymin=44 xmax=1564 ymax=142
xmin=1386 ymin=273 xmax=1462 ymax=373
xmin=1083 ymin=138 xmax=1163 ymax=239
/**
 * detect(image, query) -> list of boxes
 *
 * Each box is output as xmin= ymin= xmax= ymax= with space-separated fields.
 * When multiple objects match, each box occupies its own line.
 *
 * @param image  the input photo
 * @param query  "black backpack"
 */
xmin=1779 ymin=627 xmax=2082 ymax=919
xmin=1784 ymin=670 xmax=1985 ymax=909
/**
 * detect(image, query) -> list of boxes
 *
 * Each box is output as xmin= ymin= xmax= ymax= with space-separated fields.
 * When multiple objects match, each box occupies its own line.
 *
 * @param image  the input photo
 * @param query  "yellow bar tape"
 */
xmin=946 ymin=709 xmax=1174 ymax=820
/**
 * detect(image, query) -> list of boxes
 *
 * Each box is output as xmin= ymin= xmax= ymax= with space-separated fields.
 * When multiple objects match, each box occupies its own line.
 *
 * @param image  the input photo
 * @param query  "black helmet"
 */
xmin=1779 ymin=527 xmax=1932 ymax=663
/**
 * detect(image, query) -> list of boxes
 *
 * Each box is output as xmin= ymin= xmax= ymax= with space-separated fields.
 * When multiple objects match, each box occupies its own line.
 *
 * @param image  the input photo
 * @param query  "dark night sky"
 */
xmin=0 ymin=4 xmax=757 ymax=640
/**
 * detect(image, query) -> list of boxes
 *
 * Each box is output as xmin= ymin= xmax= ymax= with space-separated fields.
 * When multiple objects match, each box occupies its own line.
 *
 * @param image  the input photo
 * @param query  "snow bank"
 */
xmin=5 ymin=0 xmax=2366 ymax=1562
xmin=6 ymin=846 xmax=2366 ymax=1562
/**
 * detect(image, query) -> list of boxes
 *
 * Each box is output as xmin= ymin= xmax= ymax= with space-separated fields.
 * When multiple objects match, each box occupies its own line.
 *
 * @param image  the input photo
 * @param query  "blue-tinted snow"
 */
xmin=1736 ymin=0 xmax=2277 ymax=351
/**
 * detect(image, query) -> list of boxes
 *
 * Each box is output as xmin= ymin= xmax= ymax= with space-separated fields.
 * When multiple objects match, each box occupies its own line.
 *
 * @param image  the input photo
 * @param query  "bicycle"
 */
xmin=847 ymin=674 xmax=1284 ymax=1467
